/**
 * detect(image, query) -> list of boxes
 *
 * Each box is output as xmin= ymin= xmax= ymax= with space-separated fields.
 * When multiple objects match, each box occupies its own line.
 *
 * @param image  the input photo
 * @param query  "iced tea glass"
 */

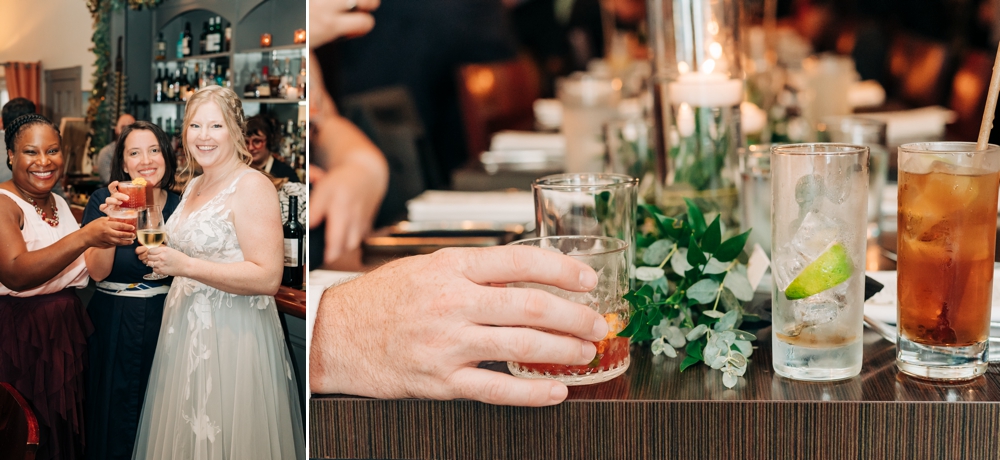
xmin=771 ymin=144 xmax=869 ymax=381
xmin=506 ymin=236 xmax=630 ymax=385
xmin=896 ymin=142 xmax=1000 ymax=380
xmin=117 ymin=182 xmax=147 ymax=209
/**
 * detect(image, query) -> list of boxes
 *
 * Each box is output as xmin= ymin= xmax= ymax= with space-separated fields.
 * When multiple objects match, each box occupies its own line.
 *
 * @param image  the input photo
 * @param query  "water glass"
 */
xmin=771 ymin=143 xmax=868 ymax=381
xmin=533 ymin=173 xmax=638 ymax=278
xmin=817 ymin=116 xmax=889 ymax=237
xmin=506 ymin=236 xmax=630 ymax=385
xmin=739 ymin=144 xmax=774 ymax=255
xmin=557 ymin=73 xmax=621 ymax=173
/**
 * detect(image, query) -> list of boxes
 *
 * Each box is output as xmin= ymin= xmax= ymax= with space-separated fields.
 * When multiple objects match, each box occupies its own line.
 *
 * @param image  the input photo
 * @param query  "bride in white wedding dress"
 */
xmin=135 ymin=86 xmax=304 ymax=459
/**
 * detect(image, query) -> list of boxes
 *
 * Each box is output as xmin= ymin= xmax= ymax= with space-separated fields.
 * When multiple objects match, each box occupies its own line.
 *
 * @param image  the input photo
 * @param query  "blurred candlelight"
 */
xmin=261 ymin=33 xmax=272 ymax=48
xmin=294 ymin=29 xmax=306 ymax=44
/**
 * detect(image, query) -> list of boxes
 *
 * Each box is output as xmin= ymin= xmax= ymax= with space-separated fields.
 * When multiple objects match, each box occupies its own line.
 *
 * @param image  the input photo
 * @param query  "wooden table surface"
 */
xmin=275 ymin=285 xmax=306 ymax=319
xmin=310 ymin=324 xmax=1000 ymax=459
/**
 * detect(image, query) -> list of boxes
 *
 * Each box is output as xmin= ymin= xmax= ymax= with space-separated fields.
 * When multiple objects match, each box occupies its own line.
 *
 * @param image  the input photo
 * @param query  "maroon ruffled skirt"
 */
xmin=0 ymin=289 xmax=93 ymax=460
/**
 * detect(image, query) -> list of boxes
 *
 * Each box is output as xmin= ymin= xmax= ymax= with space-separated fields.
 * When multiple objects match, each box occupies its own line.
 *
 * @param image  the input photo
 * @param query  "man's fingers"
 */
xmin=467 ymin=286 xmax=608 ymax=342
xmin=334 ymin=14 xmax=375 ymax=39
xmin=455 ymin=245 xmax=598 ymax=292
xmin=449 ymin=368 xmax=569 ymax=407
xmin=324 ymin=215 xmax=348 ymax=265
xmin=459 ymin=326 xmax=596 ymax=366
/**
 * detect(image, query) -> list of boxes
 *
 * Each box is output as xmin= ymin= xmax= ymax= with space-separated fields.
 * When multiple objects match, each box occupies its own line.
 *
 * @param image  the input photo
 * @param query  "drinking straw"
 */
xmin=976 ymin=45 xmax=1000 ymax=150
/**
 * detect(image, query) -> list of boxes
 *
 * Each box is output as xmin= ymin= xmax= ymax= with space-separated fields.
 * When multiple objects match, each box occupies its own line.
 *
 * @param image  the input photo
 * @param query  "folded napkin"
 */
xmin=406 ymin=190 xmax=535 ymax=224
xmin=490 ymin=130 xmax=565 ymax=152
xmin=860 ymin=106 xmax=956 ymax=146
xmin=864 ymin=270 xmax=1000 ymax=324
xmin=848 ymin=80 xmax=886 ymax=109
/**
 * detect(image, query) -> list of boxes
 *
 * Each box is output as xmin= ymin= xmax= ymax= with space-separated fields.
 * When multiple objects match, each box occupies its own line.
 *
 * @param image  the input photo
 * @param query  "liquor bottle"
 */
xmin=165 ymin=69 xmax=177 ymax=101
xmin=277 ymin=58 xmax=289 ymax=98
xmin=224 ymin=21 xmax=232 ymax=52
xmin=282 ymin=195 xmax=304 ymax=288
xmin=243 ymin=68 xmax=258 ymax=98
xmin=199 ymin=20 xmax=208 ymax=55
xmin=258 ymin=66 xmax=272 ymax=97
xmin=214 ymin=63 xmax=225 ymax=87
xmin=193 ymin=63 xmax=202 ymax=90
xmin=182 ymin=22 xmax=192 ymax=57
xmin=155 ymin=33 xmax=166 ymax=61
xmin=179 ymin=66 xmax=190 ymax=101
xmin=268 ymin=56 xmax=281 ymax=97
xmin=154 ymin=67 xmax=164 ymax=102
xmin=176 ymin=31 xmax=184 ymax=59
xmin=297 ymin=57 xmax=306 ymax=99
xmin=211 ymin=16 xmax=223 ymax=52
xmin=224 ymin=68 xmax=233 ymax=88
xmin=165 ymin=118 xmax=173 ymax=135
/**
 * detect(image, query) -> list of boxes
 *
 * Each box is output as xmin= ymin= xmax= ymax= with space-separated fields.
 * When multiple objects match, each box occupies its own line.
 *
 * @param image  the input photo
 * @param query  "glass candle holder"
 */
xmin=294 ymin=29 xmax=306 ymax=44
xmin=506 ymin=236 xmax=630 ymax=385
xmin=817 ymin=116 xmax=889 ymax=238
xmin=260 ymin=33 xmax=272 ymax=48
xmin=647 ymin=0 xmax=744 ymax=232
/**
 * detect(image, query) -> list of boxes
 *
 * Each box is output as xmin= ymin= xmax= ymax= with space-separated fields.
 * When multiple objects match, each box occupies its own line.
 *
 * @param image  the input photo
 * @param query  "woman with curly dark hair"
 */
xmin=245 ymin=114 xmax=301 ymax=183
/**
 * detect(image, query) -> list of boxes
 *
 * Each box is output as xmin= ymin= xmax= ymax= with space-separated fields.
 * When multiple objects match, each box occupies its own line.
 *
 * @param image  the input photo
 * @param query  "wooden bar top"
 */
xmin=310 ymin=327 xmax=1000 ymax=459
xmin=275 ymin=285 xmax=306 ymax=319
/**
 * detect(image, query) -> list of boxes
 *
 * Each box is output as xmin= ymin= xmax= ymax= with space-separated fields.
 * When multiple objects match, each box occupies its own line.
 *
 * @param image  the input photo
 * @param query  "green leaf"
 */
xmin=680 ymin=355 xmax=701 ymax=372
xmin=642 ymin=239 xmax=674 ymax=266
xmin=685 ymin=324 xmax=709 ymax=341
xmin=714 ymin=229 xmax=752 ymax=262
xmin=635 ymin=266 xmax=666 ymax=281
xmin=645 ymin=308 xmax=664 ymax=327
xmin=703 ymin=258 xmax=729 ymax=275
xmin=731 ymin=330 xmax=757 ymax=341
xmin=594 ymin=191 xmax=612 ymax=222
xmin=671 ymin=248 xmax=694 ymax=274
xmin=684 ymin=198 xmax=707 ymax=237
xmin=714 ymin=309 xmax=739 ymax=331
xmin=687 ymin=235 xmax=707 ymax=266
xmin=723 ymin=270 xmax=754 ymax=301
xmin=686 ymin=279 xmax=720 ymax=304
xmin=701 ymin=215 xmax=722 ymax=253
xmin=636 ymin=232 xmax=657 ymax=249
xmin=701 ymin=309 xmax=725 ymax=319
xmin=618 ymin=310 xmax=644 ymax=338
xmin=719 ymin=288 xmax=741 ymax=312
xmin=685 ymin=339 xmax=704 ymax=361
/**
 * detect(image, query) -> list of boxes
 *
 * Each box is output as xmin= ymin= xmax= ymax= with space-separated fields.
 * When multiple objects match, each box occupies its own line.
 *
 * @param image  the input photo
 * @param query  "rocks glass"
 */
xmin=506 ymin=236 xmax=630 ymax=385
xmin=771 ymin=143 xmax=868 ymax=381
xmin=895 ymin=142 xmax=1000 ymax=380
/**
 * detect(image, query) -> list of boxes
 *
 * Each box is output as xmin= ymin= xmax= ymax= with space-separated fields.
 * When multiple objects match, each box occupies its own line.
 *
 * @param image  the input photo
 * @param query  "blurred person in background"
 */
xmin=95 ymin=114 xmax=136 ymax=185
xmin=246 ymin=114 xmax=301 ymax=183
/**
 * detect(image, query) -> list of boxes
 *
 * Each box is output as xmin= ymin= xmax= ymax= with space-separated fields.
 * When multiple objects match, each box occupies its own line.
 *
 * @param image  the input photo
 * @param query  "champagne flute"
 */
xmin=136 ymin=206 xmax=168 ymax=281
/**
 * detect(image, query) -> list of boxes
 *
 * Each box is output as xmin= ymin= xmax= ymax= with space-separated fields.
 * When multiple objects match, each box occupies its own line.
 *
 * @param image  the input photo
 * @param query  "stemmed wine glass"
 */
xmin=137 ymin=206 xmax=167 ymax=281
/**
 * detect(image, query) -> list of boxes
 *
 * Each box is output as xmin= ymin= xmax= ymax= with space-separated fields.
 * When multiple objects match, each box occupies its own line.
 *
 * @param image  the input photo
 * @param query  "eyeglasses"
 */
xmin=247 ymin=137 xmax=266 ymax=148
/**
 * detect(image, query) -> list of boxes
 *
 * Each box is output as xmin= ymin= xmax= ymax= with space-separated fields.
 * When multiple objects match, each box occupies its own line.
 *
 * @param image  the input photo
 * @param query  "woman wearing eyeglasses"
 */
xmin=245 ymin=114 xmax=300 ymax=183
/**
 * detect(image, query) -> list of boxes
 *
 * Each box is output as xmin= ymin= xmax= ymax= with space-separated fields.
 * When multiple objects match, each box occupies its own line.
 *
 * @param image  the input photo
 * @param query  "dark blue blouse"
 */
xmin=82 ymin=188 xmax=181 ymax=284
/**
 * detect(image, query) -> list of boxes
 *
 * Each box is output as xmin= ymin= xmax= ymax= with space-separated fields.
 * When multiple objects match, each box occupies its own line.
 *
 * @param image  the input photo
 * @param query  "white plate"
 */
xmin=864 ymin=270 xmax=1000 ymax=324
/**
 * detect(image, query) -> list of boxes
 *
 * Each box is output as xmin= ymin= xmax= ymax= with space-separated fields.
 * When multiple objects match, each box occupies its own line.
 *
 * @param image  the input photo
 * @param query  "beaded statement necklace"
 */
xmin=24 ymin=194 xmax=59 ymax=228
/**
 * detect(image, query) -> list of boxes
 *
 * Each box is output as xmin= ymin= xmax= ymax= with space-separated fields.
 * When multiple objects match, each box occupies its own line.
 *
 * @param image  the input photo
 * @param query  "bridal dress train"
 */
xmin=132 ymin=170 xmax=305 ymax=459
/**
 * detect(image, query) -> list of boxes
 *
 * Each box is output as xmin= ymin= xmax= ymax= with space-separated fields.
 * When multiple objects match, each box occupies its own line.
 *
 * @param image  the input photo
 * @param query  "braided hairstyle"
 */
xmin=4 ymin=114 xmax=59 ymax=171
xmin=180 ymin=86 xmax=251 ymax=180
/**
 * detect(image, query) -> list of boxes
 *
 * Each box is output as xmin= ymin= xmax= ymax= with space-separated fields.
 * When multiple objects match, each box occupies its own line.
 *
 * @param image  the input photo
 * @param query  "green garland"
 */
xmin=85 ymin=0 xmax=164 ymax=156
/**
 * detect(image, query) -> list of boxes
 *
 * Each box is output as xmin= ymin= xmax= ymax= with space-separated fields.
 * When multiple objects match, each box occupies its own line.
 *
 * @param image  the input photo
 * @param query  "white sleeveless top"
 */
xmin=0 ymin=189 xmax=89 ymax=297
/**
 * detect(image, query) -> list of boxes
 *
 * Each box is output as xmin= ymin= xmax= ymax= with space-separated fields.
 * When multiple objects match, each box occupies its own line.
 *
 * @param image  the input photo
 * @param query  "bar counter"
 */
xmin=310 ymin=325 xmax=1000 ymax=459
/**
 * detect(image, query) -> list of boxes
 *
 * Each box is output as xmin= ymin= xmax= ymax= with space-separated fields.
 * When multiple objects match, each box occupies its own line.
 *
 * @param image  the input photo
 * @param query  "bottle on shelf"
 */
xmin=210 ymin=16 xmax=223 ymax=53
xmin=259 ymin=66 xmax=272 ymax=98
xmin=224 ymin=67 xmax=233 ymax=89
xmin=297 ymin=57 xmax=306 ymax=99
xmin=176 ymin=31 xmax=184 ymax=60
xmin=165 ymin=118 xmax=173 ymax=134
xmin=182 ymin=22 xmax=193 ymax=57
xmin=155 ymin=67 xmax=164 ymax=102
xmin=279 ymin=58 xmax=291 ymax=99
xmin=155 ymin=33 xmax=166 ymax=61
xmin=199 ymin=20 xmax=208 ymax=55
xmin=282 ymin=195 xmax=304 ymax=289
xmin=268 ymin=55 xmax=281 ymax=98
xmin=179 ymin=65 xmax=190 ymax=101
xmin=165 ymin=68 xmax=177 ymax=101
xmin=224 ymin=21 xmax=232 ymax=52
xmin=194 ymin=63 xmax=203 ymax=91
xmin=243 ymin=67 xmax=259 ymax=98
xmin=214 ymin=63 xmax=225 ymax=87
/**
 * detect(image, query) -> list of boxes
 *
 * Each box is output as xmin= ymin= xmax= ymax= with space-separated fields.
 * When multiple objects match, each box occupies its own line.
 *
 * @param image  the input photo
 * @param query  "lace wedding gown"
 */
xmin=132 ymin=170 xmax=304 ymax=459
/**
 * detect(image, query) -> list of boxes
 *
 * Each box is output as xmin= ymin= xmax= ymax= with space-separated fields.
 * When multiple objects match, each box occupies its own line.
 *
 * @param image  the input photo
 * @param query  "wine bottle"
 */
xmin=199 ymin=20 xmax=208 ymax=55
xmin=182 ymin=22 xmax=192 ymax=57
xmin=224 ymin=21 xmax=232 ymax=52
xmin=154 ymin=67 xmax=164 ymax=102
xmin=297 ymin=57 xmax=306 ymax=99
xmin=155 ymin=33 xmax=166 ymax=61
xmin=259 ymin=66 xmax=272 ymax=97
xmin=282 ymin=196 xmax=304 ymax=288
xmin=179 ymin=65 xmax=190 ymax=101
xmin=211 ymin=16 xmax=223 ymax=52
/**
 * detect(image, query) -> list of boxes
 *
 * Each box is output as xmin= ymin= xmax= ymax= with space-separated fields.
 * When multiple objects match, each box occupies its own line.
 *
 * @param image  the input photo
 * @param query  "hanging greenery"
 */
xmin=85 ymin=0 xmax=165 ymax=156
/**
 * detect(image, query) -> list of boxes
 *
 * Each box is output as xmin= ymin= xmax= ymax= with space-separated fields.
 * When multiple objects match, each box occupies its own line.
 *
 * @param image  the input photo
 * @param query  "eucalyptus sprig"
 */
xmin=618 ymin=199 xmax=757 ymax=388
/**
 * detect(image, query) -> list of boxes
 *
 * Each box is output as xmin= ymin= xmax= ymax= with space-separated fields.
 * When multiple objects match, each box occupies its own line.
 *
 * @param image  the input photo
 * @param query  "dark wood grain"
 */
xmin=275 ymin=285 xmax=306 ymax=319
xmin=310 ymin=329 xmax=1000 ymax=459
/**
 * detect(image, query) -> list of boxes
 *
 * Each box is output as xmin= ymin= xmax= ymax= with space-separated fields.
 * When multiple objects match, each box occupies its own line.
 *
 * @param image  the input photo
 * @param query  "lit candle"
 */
xmin=668 ymin=66 xmax=743 ymax=108
xmin=294 ymin=29 xmax=306 ymax=44
xmin=260 ymin=33 xmax=272 ymax=48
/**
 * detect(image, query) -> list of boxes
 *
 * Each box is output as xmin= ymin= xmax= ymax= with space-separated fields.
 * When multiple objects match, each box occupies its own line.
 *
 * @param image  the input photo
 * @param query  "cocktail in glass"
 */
xmin=106 ymin=206 xmax=138 ymax=234
xmin=118 ymin=182 xmax=146 ymax=209
xmin=771 ymin=144 xmax=869 ymax=381
xmin=895 ymin=142 xmax=999 ymax=380
xmin=506 ymin=236 xmax=630 ymax=385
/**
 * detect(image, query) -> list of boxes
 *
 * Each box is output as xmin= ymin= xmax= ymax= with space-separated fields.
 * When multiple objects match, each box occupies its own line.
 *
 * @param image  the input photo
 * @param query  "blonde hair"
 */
xmin=180 ymin=86 xmax=252 ymax=179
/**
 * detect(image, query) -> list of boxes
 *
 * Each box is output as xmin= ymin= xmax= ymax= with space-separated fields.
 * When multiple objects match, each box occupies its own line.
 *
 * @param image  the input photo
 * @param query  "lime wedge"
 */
xmin=784 ymin=243 xmax=853 ymax=300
